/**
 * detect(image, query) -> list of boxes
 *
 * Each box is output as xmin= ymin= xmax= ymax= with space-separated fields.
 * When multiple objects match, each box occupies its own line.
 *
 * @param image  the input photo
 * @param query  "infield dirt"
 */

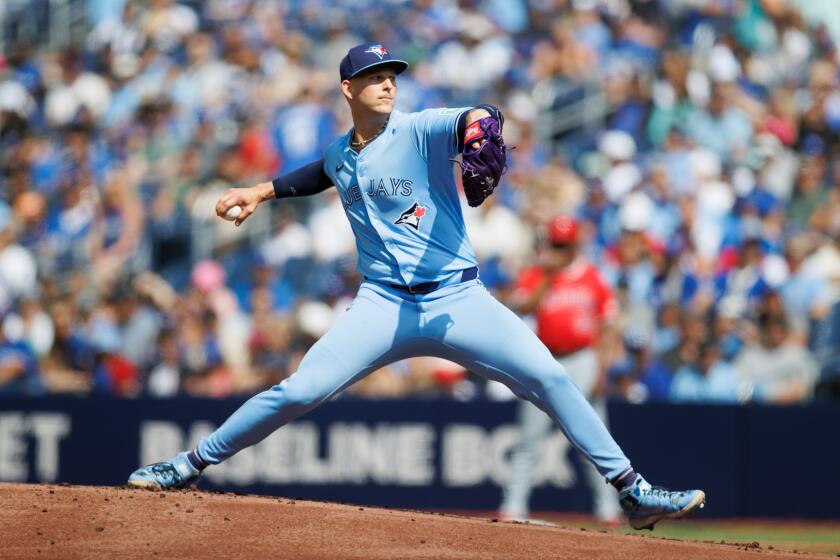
xmin=0 ymin=483 xmax=830 ymax=559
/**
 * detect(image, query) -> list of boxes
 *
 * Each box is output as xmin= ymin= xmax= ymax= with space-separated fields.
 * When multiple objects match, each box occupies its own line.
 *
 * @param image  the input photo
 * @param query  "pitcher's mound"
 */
xmin=0 ymin=483 xmax=821 ymax=559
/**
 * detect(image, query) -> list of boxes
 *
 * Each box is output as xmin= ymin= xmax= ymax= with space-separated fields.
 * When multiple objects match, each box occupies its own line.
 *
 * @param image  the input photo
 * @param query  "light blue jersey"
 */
xmin=323 ymin=108 xmax=477 ymax=285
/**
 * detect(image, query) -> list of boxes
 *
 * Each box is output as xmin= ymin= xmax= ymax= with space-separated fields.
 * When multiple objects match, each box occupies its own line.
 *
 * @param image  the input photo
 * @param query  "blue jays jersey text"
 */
xmin=323 ymin=108 xmax=478 ymax=285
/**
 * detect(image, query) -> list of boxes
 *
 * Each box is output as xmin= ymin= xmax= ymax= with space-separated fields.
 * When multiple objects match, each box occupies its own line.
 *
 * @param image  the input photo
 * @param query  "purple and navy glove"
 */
xmin=460 ymin=116 xmax=509 ymax=207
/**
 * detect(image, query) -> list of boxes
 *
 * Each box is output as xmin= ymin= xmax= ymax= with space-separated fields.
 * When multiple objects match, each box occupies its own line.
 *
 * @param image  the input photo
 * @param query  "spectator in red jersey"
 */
xmin=499 ymin=215 xmax=623 ymax=525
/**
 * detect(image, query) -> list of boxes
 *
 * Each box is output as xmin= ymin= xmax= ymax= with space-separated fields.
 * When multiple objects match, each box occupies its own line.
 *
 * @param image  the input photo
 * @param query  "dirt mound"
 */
xmin=0 ymin=483 xmax=826 ymax=559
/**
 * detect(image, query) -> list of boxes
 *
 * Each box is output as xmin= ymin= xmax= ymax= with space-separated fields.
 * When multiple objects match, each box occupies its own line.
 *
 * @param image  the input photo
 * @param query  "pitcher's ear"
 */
xmin=341 ymin=79 xmax=353 ymax=101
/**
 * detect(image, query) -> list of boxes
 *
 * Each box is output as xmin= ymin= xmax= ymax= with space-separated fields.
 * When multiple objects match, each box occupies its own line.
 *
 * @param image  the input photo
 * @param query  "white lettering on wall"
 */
xmin=0 ymin=414 xmax=26 ymax=481
xmin=442 ymin=424 xmax=576 ymax=488
xmin=29 ymin=414 xmax=71 ymax=481
xmin=539 ymin=432 xmax=576 ymax=488
xmin=140 ymin=421 xmax=184 ymax=466
xmin=0 ymin=413 xmax=71 ymax=482
xmin=442 ymin=424 xmax=486 ymax=486
xmin=136 ymin=420 xmax=576 ymax=489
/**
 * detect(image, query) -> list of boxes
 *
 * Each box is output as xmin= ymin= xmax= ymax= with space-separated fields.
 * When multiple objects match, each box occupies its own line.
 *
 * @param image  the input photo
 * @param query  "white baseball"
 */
xmin=224 ymin=205 xmax=242 ymax=221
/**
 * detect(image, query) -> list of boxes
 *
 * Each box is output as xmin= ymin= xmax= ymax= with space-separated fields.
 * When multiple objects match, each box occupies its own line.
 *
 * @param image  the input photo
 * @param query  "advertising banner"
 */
xmin=0 ymin=398 xmax=837 ymax=518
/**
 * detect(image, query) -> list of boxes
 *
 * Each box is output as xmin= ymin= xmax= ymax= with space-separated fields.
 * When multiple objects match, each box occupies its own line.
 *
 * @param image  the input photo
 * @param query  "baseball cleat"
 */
xmin=619 ymin=475 xmax=705 ymax=530
xmin=127 ymin=452 xmax=201 ymax=490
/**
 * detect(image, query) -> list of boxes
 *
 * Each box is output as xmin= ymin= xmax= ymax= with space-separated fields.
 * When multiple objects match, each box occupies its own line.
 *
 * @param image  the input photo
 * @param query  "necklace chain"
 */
xmin=350 ymin=119 xmax=389 ymax=149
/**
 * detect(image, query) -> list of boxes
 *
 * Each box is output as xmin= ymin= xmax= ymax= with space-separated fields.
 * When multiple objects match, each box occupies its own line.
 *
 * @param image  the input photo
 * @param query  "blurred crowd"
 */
xmin=1 ymin=0 xmax=840 ymax=403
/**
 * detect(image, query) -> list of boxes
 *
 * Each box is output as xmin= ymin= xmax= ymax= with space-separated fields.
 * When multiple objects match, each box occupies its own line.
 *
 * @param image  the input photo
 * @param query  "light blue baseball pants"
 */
xmin=197 ymin=278 xmax=632 ymax=481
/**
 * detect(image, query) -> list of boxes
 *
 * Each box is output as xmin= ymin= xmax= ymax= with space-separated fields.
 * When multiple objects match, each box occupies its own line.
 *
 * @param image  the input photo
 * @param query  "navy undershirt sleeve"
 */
xmin=272 ymin=159 xmax=333 ymax=199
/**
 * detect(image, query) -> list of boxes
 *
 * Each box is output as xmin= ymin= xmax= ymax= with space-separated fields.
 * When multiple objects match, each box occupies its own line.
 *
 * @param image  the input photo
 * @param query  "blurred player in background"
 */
xmin=500 ymin=215 xmax=622 ymax=525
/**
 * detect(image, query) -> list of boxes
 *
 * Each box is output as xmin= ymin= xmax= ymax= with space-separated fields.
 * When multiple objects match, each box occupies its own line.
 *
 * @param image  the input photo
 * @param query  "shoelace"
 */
xmin=148 ymin=463 xmax=181 ymax=484
xmin=648 ymin=487 xmax=682 ymax=498
xmin=647 ymin=486 xmax=685 ymax=507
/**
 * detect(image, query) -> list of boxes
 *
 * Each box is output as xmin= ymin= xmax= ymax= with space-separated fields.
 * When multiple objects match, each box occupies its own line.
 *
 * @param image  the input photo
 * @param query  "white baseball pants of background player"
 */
xmin=500 ymin=347 xmax=622 ymax=522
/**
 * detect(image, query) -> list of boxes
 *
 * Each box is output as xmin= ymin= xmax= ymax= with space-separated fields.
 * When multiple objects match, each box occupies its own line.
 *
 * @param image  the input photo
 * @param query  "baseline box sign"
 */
xmin=0 ymin=398 xmax=838 ymax=519
xmin=0 ymin=398 xmax=591 ymax=513
xmin=141 ymin=421 xmax=577 ymax=490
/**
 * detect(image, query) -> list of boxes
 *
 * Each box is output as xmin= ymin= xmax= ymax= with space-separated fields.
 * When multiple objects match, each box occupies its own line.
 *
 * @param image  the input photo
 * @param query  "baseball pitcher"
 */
xmin=127 ymin=43 xmax=705 ymax=530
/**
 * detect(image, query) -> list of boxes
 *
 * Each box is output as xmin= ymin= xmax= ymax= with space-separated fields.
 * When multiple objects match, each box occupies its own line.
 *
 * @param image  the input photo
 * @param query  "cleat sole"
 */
xmin=127 ymin=475 xmax=200 ymax=491
xmin=127 ymin=478 xmax=162 ymax=491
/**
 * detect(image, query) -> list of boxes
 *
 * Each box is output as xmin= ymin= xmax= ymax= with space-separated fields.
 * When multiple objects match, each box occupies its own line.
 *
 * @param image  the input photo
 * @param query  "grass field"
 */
xmin=528 ymin=515 xmax=840 ymax=556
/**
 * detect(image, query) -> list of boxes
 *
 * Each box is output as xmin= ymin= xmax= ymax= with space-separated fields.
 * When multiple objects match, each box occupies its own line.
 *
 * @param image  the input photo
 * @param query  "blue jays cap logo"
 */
xmin=364 ymin=45 xmax=388 ymax=60
xmin=395 ymin=201 xmax=427 ymax=230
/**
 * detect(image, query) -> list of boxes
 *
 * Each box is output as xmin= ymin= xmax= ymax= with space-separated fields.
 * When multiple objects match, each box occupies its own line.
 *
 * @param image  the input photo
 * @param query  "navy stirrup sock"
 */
xmin=611 ymin=468 xmax=637 ymax=491
xmin=186 ymin=449 xmax=209 ymax=471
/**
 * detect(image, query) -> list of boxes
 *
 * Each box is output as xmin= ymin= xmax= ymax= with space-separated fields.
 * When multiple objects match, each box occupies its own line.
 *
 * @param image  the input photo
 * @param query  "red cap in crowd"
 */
xmin=547 ymin=215 xmax=579 ymax=244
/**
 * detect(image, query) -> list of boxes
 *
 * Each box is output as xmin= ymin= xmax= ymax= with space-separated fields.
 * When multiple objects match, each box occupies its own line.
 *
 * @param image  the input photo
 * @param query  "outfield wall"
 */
xmin=0 ymin=398 xmax=836 ymax=519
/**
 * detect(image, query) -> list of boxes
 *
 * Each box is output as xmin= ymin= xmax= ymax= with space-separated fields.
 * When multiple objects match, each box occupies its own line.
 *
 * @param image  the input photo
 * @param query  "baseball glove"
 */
xmin=460 ymin=116 xmax=509 ymax=207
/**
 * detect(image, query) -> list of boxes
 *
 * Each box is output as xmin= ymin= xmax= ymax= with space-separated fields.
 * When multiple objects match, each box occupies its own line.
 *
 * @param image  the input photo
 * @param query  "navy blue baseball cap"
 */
xmin=339 ymin=42 xmax=408 ymax=81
